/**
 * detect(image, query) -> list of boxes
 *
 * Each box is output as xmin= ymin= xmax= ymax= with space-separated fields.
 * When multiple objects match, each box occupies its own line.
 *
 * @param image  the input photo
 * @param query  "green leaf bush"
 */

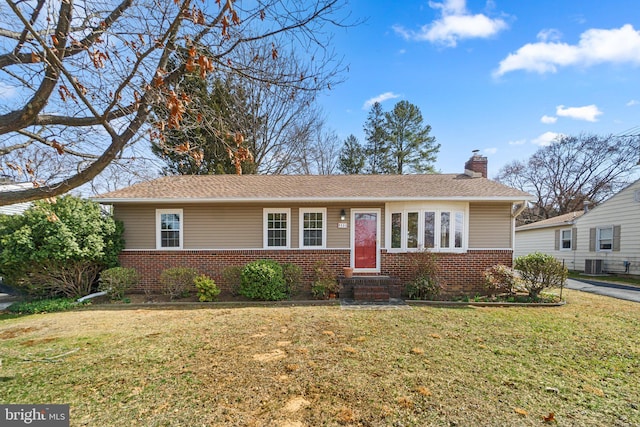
xmin=514 ymin=252 xmax=568 ymax=299
xmin=194 ymin=274 xmax=221 ymax=302
xmin=0 ymin=195 xmax=124 ymax=298
xmin=239 ymin=260 xmax=287 ymax=301
xmin=99 ymin=267 xmax=139 ymax=300
xmin=7 ymin=298 xmax=84 ymax=315
xmin=159 ymin=267 xmax=198 ymax=300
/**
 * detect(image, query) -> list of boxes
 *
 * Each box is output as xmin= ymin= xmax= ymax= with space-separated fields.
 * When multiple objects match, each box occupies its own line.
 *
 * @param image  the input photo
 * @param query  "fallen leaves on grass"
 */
xmin=514 ymin=407 xmax=528 ymax=416
xmin=252 ymin=349 xmax=286 ymax=362
xmin=322 ymin=330 xmax=335 ymax=337
xmin=542 ymin=412 xmax=556 ymax=423
xmin=582 ymin=384 xmax=605 ymax=397
xmin=336 ymin=407 xmax=355 ymax=424
xmin=396 ymin=396 xmax=413 ymax=409
xmin=283 ymin=396 xmax=310 ymax=413
xmin=430 ymin=333 xmax=442 ymax=339
xmin=415 ymin=386 xmax=432 ymax=396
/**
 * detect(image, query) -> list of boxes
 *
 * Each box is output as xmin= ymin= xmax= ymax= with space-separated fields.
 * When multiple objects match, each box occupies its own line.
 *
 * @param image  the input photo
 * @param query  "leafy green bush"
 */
xmin=0 ymin=195 xmax=124 ymax=298
xmin=311 ymin=260 xmax=337 ymax=299
xmin=194 ymin=274 xmax=221 ymax=302
xmin=222 ymin=266 xmax=243 ymax=296
xmin=281 ymin=263 xmax=303 ymax=297
xmin=239 ymin=260 xmax=287 ymax=301
xmin=405 ymin=250 xmax=442 ymax=300
xmin=483 ymin=264 xmax=519 ymax=296
xmin=514 ymin=252 xmax=568 ymax=299
xmin=6 ymin=298 xmax=83 ymax=315
xmin=99 ymin=267 xmax=139 ymax=300
xmin=159 ymin=267 xmax=198 ymax=300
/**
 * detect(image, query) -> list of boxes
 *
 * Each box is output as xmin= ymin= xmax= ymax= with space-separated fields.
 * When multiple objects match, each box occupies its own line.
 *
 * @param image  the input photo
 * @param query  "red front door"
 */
xmin=353 ymin=211 xmax=378 ymax=270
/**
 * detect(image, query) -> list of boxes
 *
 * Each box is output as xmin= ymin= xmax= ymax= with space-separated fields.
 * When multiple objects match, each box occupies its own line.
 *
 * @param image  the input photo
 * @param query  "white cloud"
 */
xmin=494 ymin=24 xmax=640 ymax=77
xmin=393 ymin=0 xmax=508 ymax=47
xmin=626 ymin=99 xmax=639 ymax=106
xmin=537 ymin=28 xmax=563 ymax=43
xmin=540 ymin=115 xmax=557 ymax=124
xmin=532 ymin=131 xmax=564 ymax=146
xmin=0 ymin=82 xmax=17 ymax=100
xmin=363 ymin=92 xmax=401 ymax=109
xmin=508 ymin=139 xmax=526 ymax=145
xmin=556 ymin=104 xmax=602 ymax=122
xmin=484 ymin=147 xmax=498 ymax=154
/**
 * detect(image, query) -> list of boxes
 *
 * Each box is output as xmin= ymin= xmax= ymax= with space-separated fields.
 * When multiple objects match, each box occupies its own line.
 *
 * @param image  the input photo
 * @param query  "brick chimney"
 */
xmin=464 ymin=150 xmax=487 ymax=178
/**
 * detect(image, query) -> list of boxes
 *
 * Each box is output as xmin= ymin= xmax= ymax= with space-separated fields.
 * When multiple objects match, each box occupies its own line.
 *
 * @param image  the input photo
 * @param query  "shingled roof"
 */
xmin=94 ymin=174 xmax=533 ymax=203
xmin=516 ymin=211 xmax=584 ymax=231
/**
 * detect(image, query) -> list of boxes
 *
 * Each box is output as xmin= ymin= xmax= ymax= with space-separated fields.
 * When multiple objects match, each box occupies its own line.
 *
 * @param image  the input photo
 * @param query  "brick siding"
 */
xmin=119 ymin=249 xmax=512 ymax=296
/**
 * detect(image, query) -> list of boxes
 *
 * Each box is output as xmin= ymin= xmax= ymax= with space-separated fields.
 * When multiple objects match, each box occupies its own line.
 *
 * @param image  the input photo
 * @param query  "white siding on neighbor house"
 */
xmin=515 ymin=180 xmax=640 ymax=274
xmin=572 ymin=180 xmax=640 ymax=275
xmin=0 ymin=183 xmax=33 ymax=215
xmin=514 ymin=226 xmax=578 ymax=270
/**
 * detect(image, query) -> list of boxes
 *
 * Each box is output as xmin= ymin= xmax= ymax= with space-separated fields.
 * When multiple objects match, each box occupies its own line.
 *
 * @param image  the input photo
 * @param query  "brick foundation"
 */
xmin=119 ymin=249 xmax=512 ymax=296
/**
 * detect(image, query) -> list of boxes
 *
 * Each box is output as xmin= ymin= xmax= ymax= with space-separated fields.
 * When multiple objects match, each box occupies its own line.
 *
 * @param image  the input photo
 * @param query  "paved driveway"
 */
xmin=565 ymin=278 xmax=640 ymax=303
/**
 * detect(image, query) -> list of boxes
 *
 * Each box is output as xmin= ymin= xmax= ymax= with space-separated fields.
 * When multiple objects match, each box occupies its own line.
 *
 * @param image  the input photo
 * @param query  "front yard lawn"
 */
xmin=0 ymin=289 xmax=638 ymax=426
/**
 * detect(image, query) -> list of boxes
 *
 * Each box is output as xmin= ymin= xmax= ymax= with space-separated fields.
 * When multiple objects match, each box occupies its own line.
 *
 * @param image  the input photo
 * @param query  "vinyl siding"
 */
xmin=514 ymin=226 xmax=579 ymax=269
xmin=468 ymin=202 xmax=513 ymax=249
xmin=115 ymin=202 xmax=383 ymax=250
xmin=572 ymin=180 xmax=640 ymax=274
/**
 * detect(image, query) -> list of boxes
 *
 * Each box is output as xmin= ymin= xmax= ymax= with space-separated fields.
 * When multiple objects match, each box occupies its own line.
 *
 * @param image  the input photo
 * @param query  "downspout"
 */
xmin=511 ymin=201 xmax=527 ymax=262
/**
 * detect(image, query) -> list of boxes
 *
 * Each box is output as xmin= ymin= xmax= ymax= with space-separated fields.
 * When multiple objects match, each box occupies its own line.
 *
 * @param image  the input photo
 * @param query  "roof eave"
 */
xmin=93 ymin=195 xmax=534 ymax=204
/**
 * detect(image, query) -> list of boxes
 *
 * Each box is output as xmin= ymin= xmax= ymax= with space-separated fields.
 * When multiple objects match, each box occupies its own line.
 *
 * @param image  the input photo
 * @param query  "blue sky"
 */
xmin=319 ymin=0 xmax=640 ymax=177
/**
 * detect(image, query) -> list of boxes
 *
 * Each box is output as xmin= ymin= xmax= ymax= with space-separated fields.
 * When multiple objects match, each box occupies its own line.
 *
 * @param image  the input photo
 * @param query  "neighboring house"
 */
xmin=94 ymin=154 xmax=533 ymax=296
xmin=514 ymin=211 xmax=584 ymax=271
xmin=0 ymin=178 xmax=33 ymax=215
xmin=515 ymin=179 xmax=640 ymax=275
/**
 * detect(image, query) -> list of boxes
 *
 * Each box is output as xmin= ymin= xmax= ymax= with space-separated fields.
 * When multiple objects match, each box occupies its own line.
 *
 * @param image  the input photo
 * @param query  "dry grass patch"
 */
xmin=0 ymin=290 xmax=639 ymax=426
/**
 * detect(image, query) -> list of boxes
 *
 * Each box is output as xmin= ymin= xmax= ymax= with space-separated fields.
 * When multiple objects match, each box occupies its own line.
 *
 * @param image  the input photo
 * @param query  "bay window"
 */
xmin=386 ymin=204 xmax=466 ymax=252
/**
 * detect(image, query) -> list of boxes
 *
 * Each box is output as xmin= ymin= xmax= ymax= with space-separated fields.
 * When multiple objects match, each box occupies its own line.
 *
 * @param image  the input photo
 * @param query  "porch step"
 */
xmin=338 ymin=276 xmax=402 ymax=302
xmin=353 ymin=285 xmax=390 ymax=302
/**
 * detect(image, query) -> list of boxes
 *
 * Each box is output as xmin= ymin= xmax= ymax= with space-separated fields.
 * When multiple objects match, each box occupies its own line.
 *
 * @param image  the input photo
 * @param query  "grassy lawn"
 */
xmin=0 ymin=289 xmax=638 ymax=426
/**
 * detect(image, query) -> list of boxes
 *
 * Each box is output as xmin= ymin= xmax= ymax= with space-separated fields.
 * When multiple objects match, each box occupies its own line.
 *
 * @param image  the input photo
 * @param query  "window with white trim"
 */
xmin=264 ymin=208 xmax=290 ymax=248
xmin=300 ymin=208 xmax=326 ymax=248
xmin=156 ymin=209 xmax=183 ymax=249
xmin=597 ymin=226 xmax=613 ymax=251
xmin=387 ymin=204 xmax=466 ymax=252
xmin=560 ymin=229 xmax=572 ymax=250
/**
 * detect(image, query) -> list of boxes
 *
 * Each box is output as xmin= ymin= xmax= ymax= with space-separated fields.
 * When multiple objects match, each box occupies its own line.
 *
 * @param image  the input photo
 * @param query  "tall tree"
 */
xmin=363 ymin=102 xmax=390 ymax=174
xmin=151 ymin=72 xmax=255 ymax=175
xmin=496 ymin=133 xmax=640 ymax=223
xmin=384 ymin=100 xmax=439 ymax=174
xmin=338 ymin=134 xmax=365 ymax=174
xmin=0 ymin=0 xmax=349 ymax=206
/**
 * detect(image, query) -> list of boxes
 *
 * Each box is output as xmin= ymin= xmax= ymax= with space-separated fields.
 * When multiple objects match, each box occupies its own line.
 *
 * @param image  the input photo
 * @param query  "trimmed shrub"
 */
xmin=483 ymin=264 xmax=519 ymax=296
xmin=514 ymin=252 xmax=568 ymax=299
xmin=282 ymin=263 xmax=303 ymax=297
xmin=222 ymin=266 xmax=243 ymax=296
xmin=239 ymin=260 xmax=287 ymax=301
xmin=311 ymin=260 xmax=337 ymax=299
xmin=194 ymin=274 xmax=221 ymax=302
xmin=0 ymin=195 xmax=124 ymax=298
xmin=99 ymin=267 xmax=139 ymax=300
xmin=405 ymin=250 xmax=442 ymax=300
xmin=159 ymin=267 xmax=198 ymax=300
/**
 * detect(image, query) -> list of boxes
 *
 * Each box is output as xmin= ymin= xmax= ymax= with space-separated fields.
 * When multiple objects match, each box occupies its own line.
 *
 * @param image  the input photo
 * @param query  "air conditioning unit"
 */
xmin=585 ymin=259 xmax=603 ymax=275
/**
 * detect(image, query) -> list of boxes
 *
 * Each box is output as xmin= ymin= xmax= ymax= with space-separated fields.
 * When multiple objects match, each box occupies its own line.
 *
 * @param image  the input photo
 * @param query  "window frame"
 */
xmin=156 ymin=209 xmax=184 ymax=250
xmin=596 ymin=226 xmax=613 ymax=252
xmin=263 ymin=208 xmax=291 ymax=249
xmin=299 ymin=208 xmax=327 ymax=249
xmin=560 ymin=228 xmax=572 ymax=251
xmin=385 ymin=203 xmax=468 ymax=253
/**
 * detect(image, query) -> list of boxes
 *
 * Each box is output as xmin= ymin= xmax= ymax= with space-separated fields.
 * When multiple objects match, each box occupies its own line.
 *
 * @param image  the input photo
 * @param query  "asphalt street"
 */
xmin=565 ymin=278 xmax=640 ymax=303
